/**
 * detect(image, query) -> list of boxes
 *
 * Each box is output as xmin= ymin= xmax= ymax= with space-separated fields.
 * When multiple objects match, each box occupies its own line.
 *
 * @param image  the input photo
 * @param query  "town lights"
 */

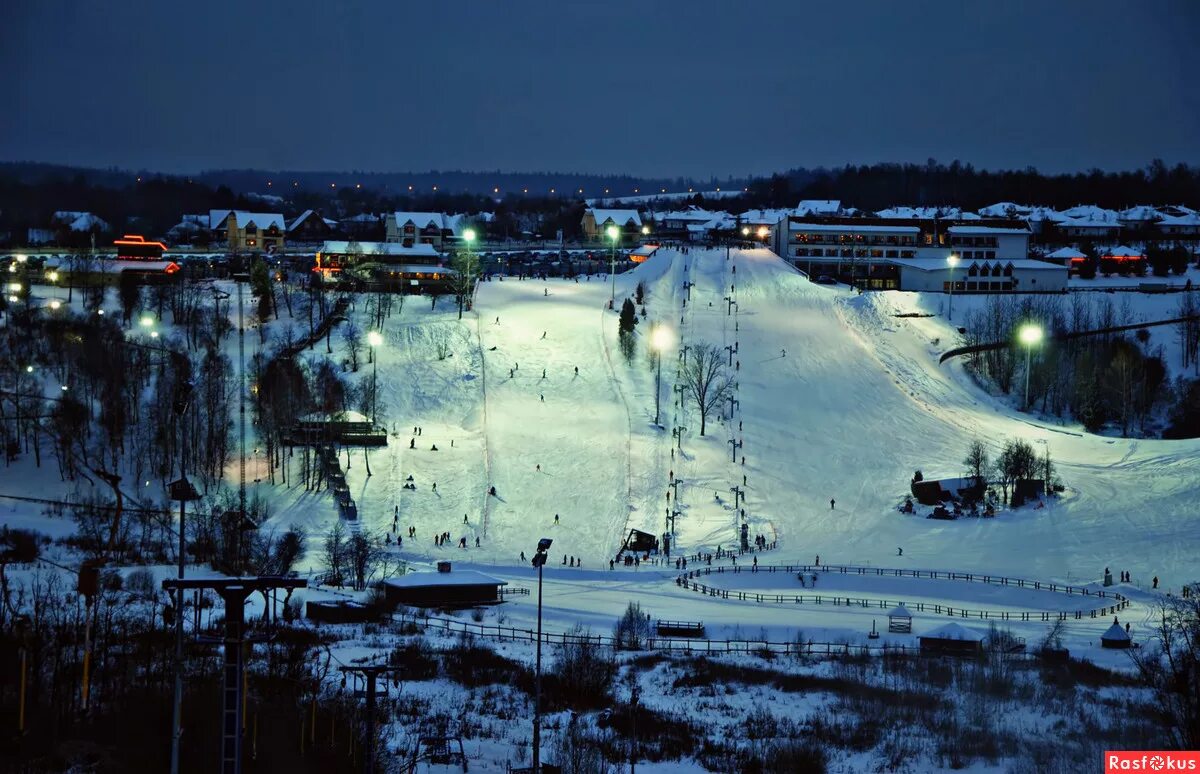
xmin=1019 ymin=324 xmax=1044 ymax=409
xmin=463 ymin=228 xmax=476 ymax=244
xmin=757 ymin=226 xmax=769 ymax=239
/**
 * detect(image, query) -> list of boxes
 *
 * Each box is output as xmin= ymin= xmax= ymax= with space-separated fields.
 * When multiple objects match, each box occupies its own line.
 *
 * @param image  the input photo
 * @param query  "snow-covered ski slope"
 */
xmin=264 ymin=246 xmax=1199 ymax=589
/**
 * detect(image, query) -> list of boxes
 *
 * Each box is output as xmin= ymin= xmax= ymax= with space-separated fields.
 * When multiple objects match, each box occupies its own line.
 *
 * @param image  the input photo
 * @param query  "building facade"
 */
xmin=209 ymin=210 xmax=286 ymax=253
xmin=384 ymin=212 xmax=449 ymax=250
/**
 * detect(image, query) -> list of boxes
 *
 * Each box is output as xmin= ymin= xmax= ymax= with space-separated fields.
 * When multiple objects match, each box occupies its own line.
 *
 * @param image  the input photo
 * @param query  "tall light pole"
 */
xmin=946 ymin=254 xmax=959 ymax=322
xmin=651 ymin=325 xmax=672 ymax=427
xmin=1019 ymin=323 xmax=1043 ymax=410
xmin=461 ymin=227 xmax=477 ymax=319
xmin=607 ymin=225 xmax=620 ymax=304
xmin=368 ymin=331 xmax=383 ymax=424
xmin=530 ymin=538 xmax=553 ymax=772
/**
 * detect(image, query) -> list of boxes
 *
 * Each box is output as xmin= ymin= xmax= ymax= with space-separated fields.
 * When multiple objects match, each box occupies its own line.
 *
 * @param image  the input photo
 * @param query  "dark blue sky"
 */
xmin=3 ymin=0 xmax=1198 ymax=178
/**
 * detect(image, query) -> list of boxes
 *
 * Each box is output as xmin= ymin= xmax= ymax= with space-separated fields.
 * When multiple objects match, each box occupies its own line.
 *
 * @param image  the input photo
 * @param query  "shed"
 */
xmin=887 ymin=604 xmax=913 ymax=633
xmin=383 ymin=563 xmax=507 ymax=608
xmin=1101 ymin=620 xmax=1132 ymax=650
xmin=919 ymin=622 xmax=984 ymax=655
xmin=306 ymin=599 xmax=376 ymax=624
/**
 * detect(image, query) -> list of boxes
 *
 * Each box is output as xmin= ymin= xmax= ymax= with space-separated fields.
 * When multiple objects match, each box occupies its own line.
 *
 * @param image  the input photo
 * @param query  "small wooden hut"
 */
xmin=887 ymin=604 xmax=913 ymax=633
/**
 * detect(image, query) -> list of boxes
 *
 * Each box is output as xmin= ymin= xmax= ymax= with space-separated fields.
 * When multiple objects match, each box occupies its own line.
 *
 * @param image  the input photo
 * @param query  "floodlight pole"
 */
xmin=1024 ymin=344 xmax=1033 ymax=409
xmin=654 ymin=346 xmax=662 ymax=427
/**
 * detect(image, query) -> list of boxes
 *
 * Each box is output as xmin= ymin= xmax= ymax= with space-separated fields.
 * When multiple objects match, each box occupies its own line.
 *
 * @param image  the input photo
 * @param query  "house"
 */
xmin=385 ymin=212 xmax=449 ymax=249
xmin=167 ymin=214 xmax=211 ymax=245
xmin=288 ymin=209 xmax=339 ymax=244
xmin=919 ymin=622 xmax=984 ymax=655
xmin=650 ymin=207 xmax=726 ymax=240
xmin=1156 ymin=212 xmax=1200 ymax=237
xmin=314 ymin=240 xmax=451 ymax=292
xmin=1099 ymin=246 xmax=1144 ymax=272
xmin=902 ymin=257 xmax=1066 ymax=294
xmin=581 ymin=208 xmax=643 ymax=240
xmin=1054 ymin=216 xmax=1122 ymax=241
xmin=288 ymin=409 xmax=385 ymax=445
xmin=53 ymin=211 xmax=111 ymax=234
xmin=1118 ymin=206 xmax=1164 ymax=230
xmin=382 ymin=562 xmax=508 ymax=608
xmin=629 ymin=244 xmax=660 ymax=264
xmin=874 ymin=206 xmax=979 ymax=221
xmin=209 ymin=210 xmax=286 ymax=253
xmin=977 ymin=202 xmax=1034 ymax=219
xmin=342 ymin=212 xmax=385 ymax=239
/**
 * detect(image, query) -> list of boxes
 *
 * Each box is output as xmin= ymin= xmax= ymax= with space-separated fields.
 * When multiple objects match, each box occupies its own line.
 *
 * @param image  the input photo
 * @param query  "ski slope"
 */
xmin=257 ymin=246 xmax=1200 ymax=595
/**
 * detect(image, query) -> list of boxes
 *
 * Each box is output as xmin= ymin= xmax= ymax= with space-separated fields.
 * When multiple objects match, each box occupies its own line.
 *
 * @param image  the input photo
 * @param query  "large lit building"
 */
xmin=384 ymin=212 xmax=450 ymax=249
xmin=209 ymin=210 xmax=286 ymax=253
xmin=581 ymin=208 xmax=643 ymax=241
xmin=314 ymin=240 xmax=453 ymax=292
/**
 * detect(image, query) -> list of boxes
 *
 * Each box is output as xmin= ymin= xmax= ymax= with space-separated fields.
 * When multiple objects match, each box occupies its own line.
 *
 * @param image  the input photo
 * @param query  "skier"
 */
xmin=554 ymin=514 xmax=559 ymax=524
xmin=544 ymin=289 xmax=548 ymax=297
xmin=539 ymin=393 xmax=544 ymax=402
xmin=410 ymin=438 xmax=415 ymax=449
xmin=476 ymin=536 xmax=480 ymax=547
xmin=431 ymin=444 xmax=438 ymax=451
xmin=815 ymin=554 xmax=820 ymax=566
xmin=432 ymin=482 xmax=437 ymax=491
xmin=542 ymin=369 xmax=546 ymax=379
xmin=782 ymin=349 xmax=786 ymax=357
xmin=830 ymin=498 xmax=835 ymax=510
xmin=521 ymin=551 xmax=526 ymax=562
xmin=495 ymin=316 xmax=500 ymax=325
xmin=541 ymin=331 xmax=547 ymax=339
xmin=897 ymin=547 xmax=903 ymax=556
xmin=1153 ymin=576 xmax=1159 ymax=589
xmin=464 ymin=514 xmax=468 ymax=524
xmin=536 ymin=463 xmax=541 ymax=472
xmin=574 ymin=366 xmax=579 ymax=376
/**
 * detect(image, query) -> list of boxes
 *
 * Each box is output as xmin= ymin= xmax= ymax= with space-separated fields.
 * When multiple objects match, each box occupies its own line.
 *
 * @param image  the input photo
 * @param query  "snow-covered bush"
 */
xmin=613 ymin=601 xmax=651 ymax=650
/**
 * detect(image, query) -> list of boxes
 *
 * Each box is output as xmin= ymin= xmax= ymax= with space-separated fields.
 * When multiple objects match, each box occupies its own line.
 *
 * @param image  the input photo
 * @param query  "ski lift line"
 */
xmin=0 ymin=491 xmax=168 ymax=515
xmin=938 ymin=314 xmax=1200 ymax=365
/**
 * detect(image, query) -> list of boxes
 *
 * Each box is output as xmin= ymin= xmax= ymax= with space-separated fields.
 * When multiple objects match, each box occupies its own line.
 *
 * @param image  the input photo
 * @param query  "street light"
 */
xmin=1018 ymin=324 xmax=1043 ymax=410
xmin=607 ymin=225 xmax=620 ymax=304
xmin=530 ymin=537 xmax=553 ymax=772
xmin=140 ymin=315 xmax=154 ymax=328
xmin=651 ymin=325 xmax=673 ymax=427
xmin=368 ymin=331 xmax=383 ymax=424
xmin=946 ymin=254 xmax=959 ymax=322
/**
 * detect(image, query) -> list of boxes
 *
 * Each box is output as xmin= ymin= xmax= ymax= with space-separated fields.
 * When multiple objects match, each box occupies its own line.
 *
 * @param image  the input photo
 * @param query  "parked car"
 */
xmin=814 ymin=274 xmax=837 ymax=285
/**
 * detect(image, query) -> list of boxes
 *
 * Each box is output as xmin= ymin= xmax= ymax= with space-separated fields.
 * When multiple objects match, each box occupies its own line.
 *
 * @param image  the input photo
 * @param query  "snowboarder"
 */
xmin=495 ymin=316 xmax=500 ymax=325
xmin=432 ymin=482 xmax=437 ymax=491
xmin=554 ymin=513 xmax=559 ymax=524
xmin=574 ymin=366 xmax=579 ymax=376
xmin=830 ymin=498 xmax=835 ymax=509
xmin=489 ymin=486 xmax=497 ymax=496
xmin=410 ymin=438 xmax=415 ymax=449
xmin=536 ymin=463 xmax=541 ymax=472
xmin=541 ymin=331 xmax=547 ymax=339
xmin=542 ymin=369 xmax=546 ymax=379
xmin=539 ymin=394 xmax=544 ymax=402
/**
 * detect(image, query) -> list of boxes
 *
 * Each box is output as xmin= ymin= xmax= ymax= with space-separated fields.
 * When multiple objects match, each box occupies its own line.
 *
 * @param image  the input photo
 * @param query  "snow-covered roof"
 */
xmin=795 ymin=199 xmax=841 ymax=216
xmin=1060 ymin=205 xmax=1119 ymax=222
xmin=947 ymin=226 xmax=1030 ymax=236
xmin=1104 ymin=246 xmax=1143 ymax=258
xmin=1026 ymin=207 xmax=1068 ymax=223
xmin=874 ymin=206 xmax=975 ymax=220
xmin=391 ymin=212 xmax=446 ymax=230
xmin=209 ymin=210 xmax=285 ymax=231
xmin=321 ymin=241 xmax=440 ymax=257
xmin=1119 ymin=205 xmax=1164 ymax=222
xmin=1057 ymin=216 xmax=1121 ymax=230
xmin=1046 ymin=247 xmax=1087 ymax=259
xmin=1101 ymin=622 xmax=1130 ymax=641
xmin=588 ymin=208 xmax=643 ymax=227
xmin=790 ymin=223 xmax=920 ymax=234
xmin=651 ymin=208 xmax=723 ymax=223
xmin=345 ymin=212 xmax=382 ymax=223
xmin=1158 ymin=212 xmax=1200 ymax=227
xmin=977 ymin=202 xmax=1033 ymax=218
xmin=893 ymin=258 xmax=1064 ymax=273
xmin=737 ymin=209 xmax=790 ymax=225
xmin=384 ymin=570 xmax=507 ymax=589
xmin=922 ymin=622 xmax=983 ymax=641
xmin=289 ymin=209 xmax=329 ymax=231
xmin=887 ymin=604 xmax=911 ymax=618
xmin=52 ymin=211 xmax=110 ymax=232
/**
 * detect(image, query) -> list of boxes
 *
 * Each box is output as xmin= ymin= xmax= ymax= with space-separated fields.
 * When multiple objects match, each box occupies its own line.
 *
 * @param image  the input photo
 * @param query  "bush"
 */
xmin=546 ymin=626 xmax=615 ymax=710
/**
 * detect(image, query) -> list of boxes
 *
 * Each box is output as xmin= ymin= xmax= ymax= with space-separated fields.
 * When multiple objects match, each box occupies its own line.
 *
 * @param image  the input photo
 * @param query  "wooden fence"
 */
xmin=674 ymin=563 xmax=1129 ymax=623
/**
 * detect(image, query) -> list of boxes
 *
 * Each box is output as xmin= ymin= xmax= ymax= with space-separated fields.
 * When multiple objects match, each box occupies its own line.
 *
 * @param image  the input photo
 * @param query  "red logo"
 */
xmin=1106 ymin=752 xmax=1200 ymax=772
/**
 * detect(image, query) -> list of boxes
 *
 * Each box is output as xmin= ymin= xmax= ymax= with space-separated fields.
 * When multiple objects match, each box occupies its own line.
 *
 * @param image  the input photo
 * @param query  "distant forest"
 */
xmin=1 ymin=160 xmax=1199 ymax=243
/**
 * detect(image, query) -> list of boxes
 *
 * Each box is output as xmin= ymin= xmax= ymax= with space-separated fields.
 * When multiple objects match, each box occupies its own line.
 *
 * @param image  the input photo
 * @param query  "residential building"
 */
xmin=209 ymin=210 xmax=286 ymax=252
xmin=385 ymin=212 xmax=449 ymax=249
xmin=581 ymin=208 xmax=643 ymax=240
xmin=288 ymin=209 xmax=339 ymax=244
xmin=794 ymin=200 xmax=842 ymax=217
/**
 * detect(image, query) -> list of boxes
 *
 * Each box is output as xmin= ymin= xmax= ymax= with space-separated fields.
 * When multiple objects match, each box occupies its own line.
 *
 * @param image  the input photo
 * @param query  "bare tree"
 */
xmin=448 ymin=250 xmax=480 ymax=320
xmin=681 ymin=343 xmax=735 ymax=436
xmin=432 ymin=328 xmax=453 ymax=361
xmin=1129 ymin=590 xmax=1200 ymax=749
xmin=343 ymin=317 xmax=363 ymax=372
xmin=964 ymin=439 xmax=989 ymax=487
xmin=323 ymin=520 xmax=349 ymax=587
xmin=348 ymin=532 xmax=382 ymax=591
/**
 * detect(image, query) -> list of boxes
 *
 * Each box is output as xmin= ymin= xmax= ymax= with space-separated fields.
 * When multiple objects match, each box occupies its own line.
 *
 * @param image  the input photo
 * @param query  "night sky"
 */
xmin=3 ymin=0 xmax=1198 ymax=177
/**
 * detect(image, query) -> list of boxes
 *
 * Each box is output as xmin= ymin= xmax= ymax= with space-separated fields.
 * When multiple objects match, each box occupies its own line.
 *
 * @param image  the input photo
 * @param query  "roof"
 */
xmin=738 ymin=208 xmax=791 ymax=224
xmin=106 ymin=259 xmax=179 ymax=274
xmin=874 ymin=206 xmax=975 ymax=220
xmin=1061 ymin=204 xmax=1119 ymax=221
xmin=977 ymin=202 xmax=1033 ymax=218
xmin=795 ymin=199 xmax=841 ymax=216
xmin=630 ymin=244 xmax=660 ymax=257
xmin=1119 ymin=205 xmax=1164 ymax=221
xmin=1101 ymin=622 xmax=1131 ymax=641
xmin=947 ymin=226 xmax=1030 ymax=236
xmin=893 ymin=258 xmax=1065 ymax=273
xmin=289 ymin=209 xmax=333 ymax=231
xmin=1104 ymin=246 xmax=1143 ymax=257
xmin=53 ymin=211 xmax=110 ymax=232
xmin=588 ymin=208 xmax=643 ymax=227
xmin=790 ymin=223 xmax=920 ymax=234
xmin=384 ymin=570 xmax=508 ymax=589
xmin=1046 ymin=247 xmax=1087 ymax=259
xmin=1058 ymin=216 xmax=1121 ymax=230
xmin=209 ymin=210 xmax=285 ymax=231
xmin=887 ymin=604 xmax=912 ymax=618
xmin=1158 ymin=212 xmax=1200 ymax=226
xmin=921 ymin=622 xmax=983 ymax=641
xmin=321 ymin=240 xmax=440 ymax=257
xmin=651 ymin=208 xmax=723 ymax=223
xmin=1026 ymin=207 xmax=1068 ymax=223
xmin=391 ymin=212 xmax=446 ymax=230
